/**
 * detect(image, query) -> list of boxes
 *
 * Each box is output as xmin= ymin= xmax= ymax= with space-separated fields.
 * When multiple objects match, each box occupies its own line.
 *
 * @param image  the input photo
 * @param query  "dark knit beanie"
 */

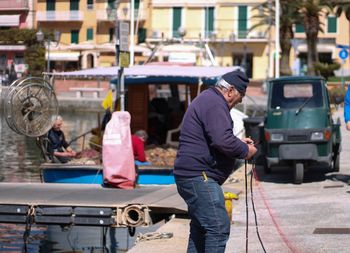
xmin=221 ymin=70 xmax=249 ymax=95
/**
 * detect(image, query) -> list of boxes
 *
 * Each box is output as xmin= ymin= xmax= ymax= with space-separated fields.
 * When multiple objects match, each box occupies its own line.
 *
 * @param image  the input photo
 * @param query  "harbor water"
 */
xmin=0 ymin=111 xmax=161 ymax=253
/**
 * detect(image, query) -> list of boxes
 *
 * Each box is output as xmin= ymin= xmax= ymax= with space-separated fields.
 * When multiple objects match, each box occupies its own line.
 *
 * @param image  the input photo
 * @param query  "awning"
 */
xmin=46 ymin=52 xmax=80 ymax=61
xmin=0 ymin=15 xmax=20 ymax=27
xmin=0 ymin=45 xmax=26 ymax=51
xmin=297 ymin=44 xmax=336 ymax=58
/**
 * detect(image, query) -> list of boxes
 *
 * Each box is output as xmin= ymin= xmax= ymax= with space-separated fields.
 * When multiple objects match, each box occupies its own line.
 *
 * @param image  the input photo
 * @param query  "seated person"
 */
xmin=47 ymin=116 xmax=77 ymax=163
xmin=132 ymin=130 xmax=148 ymax=163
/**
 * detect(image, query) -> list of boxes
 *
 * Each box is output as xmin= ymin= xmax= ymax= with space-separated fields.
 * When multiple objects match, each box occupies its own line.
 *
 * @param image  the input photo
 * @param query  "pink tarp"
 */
xmin=102 ymin=111 xmax=136 ymax=189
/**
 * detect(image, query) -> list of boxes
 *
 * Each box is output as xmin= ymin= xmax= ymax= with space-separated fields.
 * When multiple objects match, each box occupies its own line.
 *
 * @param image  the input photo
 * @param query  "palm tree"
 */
xmin=250 ymin=0 xmax=300 ymax=76
xmin=299 ymin=0 xmax=350 ymax=75
xmin=298 ymin=1 xmax=329 ymax=75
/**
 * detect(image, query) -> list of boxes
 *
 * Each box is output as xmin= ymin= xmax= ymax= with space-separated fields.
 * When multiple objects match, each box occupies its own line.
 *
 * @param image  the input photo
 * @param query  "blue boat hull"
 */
xmin=40 ymin=164 xmax=175 ymax=185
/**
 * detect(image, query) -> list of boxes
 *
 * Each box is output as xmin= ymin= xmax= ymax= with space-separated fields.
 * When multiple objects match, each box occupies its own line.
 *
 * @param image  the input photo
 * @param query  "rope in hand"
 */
xmin=250 ymin=163 xmax=267 ymax=253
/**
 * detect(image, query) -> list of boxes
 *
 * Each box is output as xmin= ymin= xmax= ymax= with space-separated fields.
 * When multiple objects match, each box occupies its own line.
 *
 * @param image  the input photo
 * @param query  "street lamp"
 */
xmin=36 ymin=29 xmax=61 ymax=72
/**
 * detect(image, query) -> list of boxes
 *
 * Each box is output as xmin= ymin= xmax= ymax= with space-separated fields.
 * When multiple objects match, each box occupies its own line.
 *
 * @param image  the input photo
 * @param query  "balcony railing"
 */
xmin=0 ymin=0 xmax=28 ymax=10
xmin=152 ymin=0 xmax=215 ymax=7
xmin=148 ymin=29 xmax=268 ymax=42
xmin=36 ymin=11 xmax=84 ymax=22
xmin=96 ymin=8 xmax=146 ymax=22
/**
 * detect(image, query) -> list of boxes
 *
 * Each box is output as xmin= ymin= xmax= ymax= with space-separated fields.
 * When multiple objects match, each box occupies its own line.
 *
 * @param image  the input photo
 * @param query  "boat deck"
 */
xmin=0 ymin=183 xmax=186 ymax=227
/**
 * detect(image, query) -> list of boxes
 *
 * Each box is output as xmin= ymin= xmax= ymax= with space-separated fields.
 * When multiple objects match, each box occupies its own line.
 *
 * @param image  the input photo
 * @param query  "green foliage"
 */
xmin=0 ymin=28 xmax=46 ymax=75
xmin=328 ymin=86 xmax=346 ymax=104
xmin=328 ymin=75 xmax=350 ymax=82
xmin=25 ymin=44 xmax=45 ymax=76
xmin=314 ymin=61 xmax=341 ymax=80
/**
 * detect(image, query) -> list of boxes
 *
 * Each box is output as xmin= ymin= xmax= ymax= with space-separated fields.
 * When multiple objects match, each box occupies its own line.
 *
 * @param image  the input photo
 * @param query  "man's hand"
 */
xmin=66 ymin=146 xmax=77 ymax=157
xmin=242 ymin=137 xmax=254 ymax=145
xmin=241 ymin=137 xmax=258 ymax=160
xmin=245 ymin=143 xmax=258 ymax=160
xmin=346 ymin=121 xmax=350 ymax=131
xmin=68 ymin=150 xmax=77 ymax=157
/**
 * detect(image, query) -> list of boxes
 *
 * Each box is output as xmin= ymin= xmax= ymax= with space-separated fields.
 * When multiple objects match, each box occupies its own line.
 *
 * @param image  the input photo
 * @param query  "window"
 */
xmin=295 ymin=23 xmax=305 ymax=33
xmin=327 ymin=16 xmax=337 ymax=33
xmin=138 ymin=28 xmax=146 ymax=43
xmin=0 ymin=55 xmax=7 ymax=69
xmin=47 ymin=0 xmax=55 ymax=11
xmin=270 ymin=82 xmax=323 ymax=109
xmin=108 ymin=0 xmax=115 ymax=9
xmin=135 ymin=0 xmax=140 ymax=10
xmin=205 ymin=7 xmax=214 ymax=38
xmin=109 ymin=28 xmax=114 ymax=42
xmin=14 ymin=55 xmax=24 ymax=65
xmin=87 ymin=28 xmax=93 ymax=41
xmin=87 ymin=0 xmax=93 ymax=10
xmin=71 ymin=30 xmax=79 ymax=44
xmin=70 ymin=0 xmax=79 ymax=11
xmin=172 ymin=7 xmax=182 ymax=38
xmin=238 ymin=6 xmax=247 ymax=39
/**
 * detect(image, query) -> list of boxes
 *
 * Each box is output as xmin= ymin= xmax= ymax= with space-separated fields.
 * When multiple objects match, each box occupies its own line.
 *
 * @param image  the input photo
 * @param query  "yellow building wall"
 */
xmin=185 ymin=8 xmax=202 ymax=39
xmin=152 ymin=8 xmax=171 ymax=38
xmin=216 ymin=6 xmax=234 ymax=39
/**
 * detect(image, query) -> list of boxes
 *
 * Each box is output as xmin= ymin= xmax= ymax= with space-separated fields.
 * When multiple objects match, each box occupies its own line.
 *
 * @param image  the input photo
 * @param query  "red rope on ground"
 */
xmin=252 ymin=168 xmax=300 ymax=253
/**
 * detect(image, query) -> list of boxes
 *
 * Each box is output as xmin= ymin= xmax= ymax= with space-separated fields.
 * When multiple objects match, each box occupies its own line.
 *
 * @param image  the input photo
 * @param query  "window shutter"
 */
xmin=205 ymin=7 xmax=214 ymax=37
xmin=238 ymin=6 xmax=247 ymax=38
xmin=71 ymin=30 xmax=79 ymax=44
xmin=87 ymin=28 xmax=93 ymax=40
xmin=295 ymin=23 xmax=305 ymax=33
xmin=70 ymin=0 xmax=79 ymax=11
xmin=47 ymin=0 xmax=55 ymax=11
xmin=327 ymin=16 xmax=337 ymax=33
xmin=173 ymin=7 xmax=182 ymax=38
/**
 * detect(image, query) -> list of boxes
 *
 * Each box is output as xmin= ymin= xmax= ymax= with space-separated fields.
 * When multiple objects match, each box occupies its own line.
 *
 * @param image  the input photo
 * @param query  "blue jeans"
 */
xmin=175 ymin=175 xmax=230 ymax=253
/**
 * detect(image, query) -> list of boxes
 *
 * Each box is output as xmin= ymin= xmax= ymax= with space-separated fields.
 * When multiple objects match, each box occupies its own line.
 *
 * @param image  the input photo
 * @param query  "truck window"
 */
xmin=271 ymin=82 xmax=323 ymax=109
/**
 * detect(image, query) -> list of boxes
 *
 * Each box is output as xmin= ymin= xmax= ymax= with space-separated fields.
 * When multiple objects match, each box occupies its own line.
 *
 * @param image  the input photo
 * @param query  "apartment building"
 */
xmin=147 ymin=0 xmax=350 ymax=79
xmin=292 ymin=11 xmax=350 ymax=76
xmin=0 ymin=0 xmax=34 ymax=79
xmin=35 ymin=0 xmax=149 ymax=72
xmin=147 ymin=0 xmax=270 ymax=79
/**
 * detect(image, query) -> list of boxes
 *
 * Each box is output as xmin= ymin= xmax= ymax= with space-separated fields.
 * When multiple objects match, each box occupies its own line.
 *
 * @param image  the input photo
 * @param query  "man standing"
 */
xmin=48 ymin=116 xmax=77 ymax=163
xmin=174 ymin=70 xmax=257 ymax=253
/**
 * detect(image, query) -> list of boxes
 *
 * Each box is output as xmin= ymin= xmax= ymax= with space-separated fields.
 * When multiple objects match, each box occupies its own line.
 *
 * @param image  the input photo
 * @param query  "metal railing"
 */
xmin=96 ymin=8 xmax=146 ymax=21
xmin=148 ymin=28 xmax=268 ymax=42
xmin=36 ymin=11 xmax=84 ymax=22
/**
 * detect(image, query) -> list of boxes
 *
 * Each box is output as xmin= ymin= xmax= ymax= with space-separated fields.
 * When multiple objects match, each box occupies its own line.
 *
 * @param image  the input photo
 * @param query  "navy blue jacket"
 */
xmin=47 ymin=129 xmax=69 ymax=154
xmin=174 ymin=87 xmax=248 ymax=184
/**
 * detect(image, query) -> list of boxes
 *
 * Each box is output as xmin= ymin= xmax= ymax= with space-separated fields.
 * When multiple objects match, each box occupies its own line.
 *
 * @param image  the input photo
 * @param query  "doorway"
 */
xmin=232 ymin=53 xmax=253 ymax=78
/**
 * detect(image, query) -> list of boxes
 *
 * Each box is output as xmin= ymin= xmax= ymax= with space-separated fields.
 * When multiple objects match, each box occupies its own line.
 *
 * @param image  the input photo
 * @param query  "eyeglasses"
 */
xmin=231 ymin=87 xmax=245 ymax=98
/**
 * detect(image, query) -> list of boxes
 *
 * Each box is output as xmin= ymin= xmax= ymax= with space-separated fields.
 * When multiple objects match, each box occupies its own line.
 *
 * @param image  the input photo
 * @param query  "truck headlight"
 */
xmin=271 ymin=133 xmax=284 ymax=142
xmin=310 ymin=131 xmax=324 ymax=141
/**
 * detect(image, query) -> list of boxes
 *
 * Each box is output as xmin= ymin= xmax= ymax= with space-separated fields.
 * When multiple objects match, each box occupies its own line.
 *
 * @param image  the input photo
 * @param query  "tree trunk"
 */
xmin=280 ymin=25 xmax=293 ymax=76
xmin=304 ymin=15 xmax=319 ymax=76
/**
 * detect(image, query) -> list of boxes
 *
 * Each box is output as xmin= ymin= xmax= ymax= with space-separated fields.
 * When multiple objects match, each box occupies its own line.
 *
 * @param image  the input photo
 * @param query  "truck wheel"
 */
xmin=294 ymin=163 xmax=304 ymax=184
xmin=333 ymin=154 xmax=340 ymax=172
xmin=263 ymin=158 xmax=271 ymax=174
